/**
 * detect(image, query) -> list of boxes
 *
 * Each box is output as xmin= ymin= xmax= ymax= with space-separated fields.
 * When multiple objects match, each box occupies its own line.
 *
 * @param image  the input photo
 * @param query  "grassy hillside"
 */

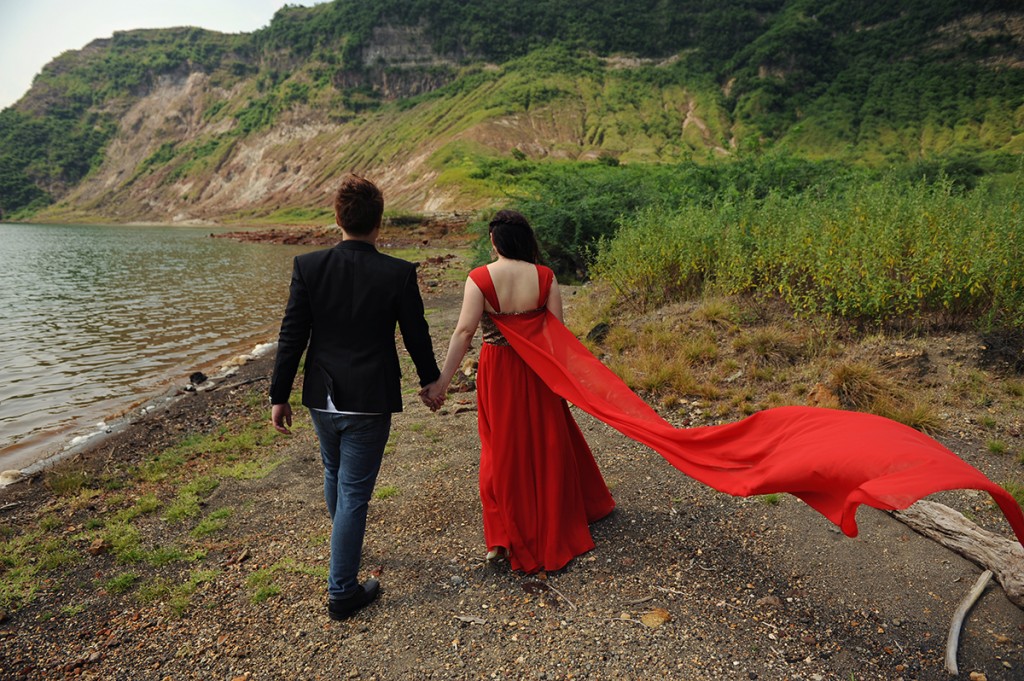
xmin=0 ymin=0 xmax=1022 ymax=220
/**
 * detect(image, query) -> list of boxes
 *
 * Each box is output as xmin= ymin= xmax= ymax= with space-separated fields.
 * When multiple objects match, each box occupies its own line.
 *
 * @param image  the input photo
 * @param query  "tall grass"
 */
xmin=592 ymin=171 xmax=1024 ymax=329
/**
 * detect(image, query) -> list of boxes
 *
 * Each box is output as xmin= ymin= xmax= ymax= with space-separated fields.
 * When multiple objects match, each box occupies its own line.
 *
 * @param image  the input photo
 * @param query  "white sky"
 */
xmin=0 ymin=0 xmax=327 ymax=109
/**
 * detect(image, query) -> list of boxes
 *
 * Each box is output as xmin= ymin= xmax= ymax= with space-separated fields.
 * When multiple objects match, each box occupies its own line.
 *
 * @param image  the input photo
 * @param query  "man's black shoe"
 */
xmin=328 ymin=579 xmax=381 ymax=621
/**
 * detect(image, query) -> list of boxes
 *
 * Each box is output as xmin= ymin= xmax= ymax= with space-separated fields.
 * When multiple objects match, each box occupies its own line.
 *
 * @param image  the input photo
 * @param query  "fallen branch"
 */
xmin=521 ymin=579 xmax=577 ymax=610
xmin=892 ymin=500 xmax=1024 ymax=609
xmin=945 ymin=569 xmax=992 ymax=675
xmin=545 ymin=582 xmax=577 ymax=610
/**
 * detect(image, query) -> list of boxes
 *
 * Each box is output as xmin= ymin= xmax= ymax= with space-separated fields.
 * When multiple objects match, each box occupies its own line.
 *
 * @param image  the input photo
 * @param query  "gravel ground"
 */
xmin=1 ymin=261 xmax=1022 ymax=680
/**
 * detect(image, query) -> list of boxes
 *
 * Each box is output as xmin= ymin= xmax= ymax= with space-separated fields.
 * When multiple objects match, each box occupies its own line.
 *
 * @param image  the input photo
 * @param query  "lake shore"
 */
xmin=0 ymin=222 xmax=322 ymax=477
xmin=0 ymin=217 xmax=473 ymax=481
xmin=2 ymin=341 xmax=279 ymax=483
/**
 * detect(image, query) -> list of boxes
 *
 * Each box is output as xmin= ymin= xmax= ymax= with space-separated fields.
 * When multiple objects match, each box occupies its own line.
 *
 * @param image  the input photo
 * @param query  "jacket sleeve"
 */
xmin=269 ymin=257 xmax=313 ymax=404
xmin=397 ymin=264 xmax=441 ymax=387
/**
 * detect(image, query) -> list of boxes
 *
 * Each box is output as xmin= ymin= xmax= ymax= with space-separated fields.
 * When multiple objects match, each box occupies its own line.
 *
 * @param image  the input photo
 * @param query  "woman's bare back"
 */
xmin=484 ymin=260 xmax=543 ymax=313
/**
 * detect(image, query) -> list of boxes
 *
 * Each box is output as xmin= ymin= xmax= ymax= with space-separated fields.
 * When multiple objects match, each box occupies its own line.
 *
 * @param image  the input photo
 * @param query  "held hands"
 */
xmin=419 ymin=381 xmax=447 ymax=412
xmin=271 ymin=403 xmax=293 ymax=435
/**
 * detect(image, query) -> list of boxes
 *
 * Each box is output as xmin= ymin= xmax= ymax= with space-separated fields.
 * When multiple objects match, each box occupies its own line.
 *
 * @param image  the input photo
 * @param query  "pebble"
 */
xmin=87 ymin=538 xmax=112 ymax=556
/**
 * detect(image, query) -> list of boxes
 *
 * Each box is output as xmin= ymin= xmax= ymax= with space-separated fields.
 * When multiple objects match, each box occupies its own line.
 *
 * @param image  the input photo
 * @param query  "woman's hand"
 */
xmin=419 ymin=381 xmax=446 ymax=411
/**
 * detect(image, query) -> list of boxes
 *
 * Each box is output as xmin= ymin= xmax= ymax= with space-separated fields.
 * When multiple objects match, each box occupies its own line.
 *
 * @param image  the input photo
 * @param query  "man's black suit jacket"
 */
xmin=270 ymin=239 xmax=440 ymax=413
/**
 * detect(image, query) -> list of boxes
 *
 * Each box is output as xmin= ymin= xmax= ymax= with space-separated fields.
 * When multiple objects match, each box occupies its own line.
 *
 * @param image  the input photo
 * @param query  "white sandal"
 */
xmin=485 ymin=546 xmax=508 ymax=562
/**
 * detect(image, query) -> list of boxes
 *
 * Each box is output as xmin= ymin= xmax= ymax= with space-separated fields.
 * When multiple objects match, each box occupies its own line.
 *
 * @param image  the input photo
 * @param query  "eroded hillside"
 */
xmin=33 ymin=47 xmax=731 ymax=223
xmin=2 ymin=1 xmax=1023 ymax=224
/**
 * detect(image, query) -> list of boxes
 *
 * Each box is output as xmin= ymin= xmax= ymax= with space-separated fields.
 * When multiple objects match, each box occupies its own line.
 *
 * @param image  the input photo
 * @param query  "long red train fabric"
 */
xmin=488 ymin=308 xmax=1024 ymax=548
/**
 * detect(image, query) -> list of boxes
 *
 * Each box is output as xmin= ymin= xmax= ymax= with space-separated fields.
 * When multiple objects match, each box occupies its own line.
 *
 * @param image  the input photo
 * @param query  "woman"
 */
xmin=425 ymin=212 xmax=1024 ymax=569
xmin=425 ymin=210 xmax=615 ymax=573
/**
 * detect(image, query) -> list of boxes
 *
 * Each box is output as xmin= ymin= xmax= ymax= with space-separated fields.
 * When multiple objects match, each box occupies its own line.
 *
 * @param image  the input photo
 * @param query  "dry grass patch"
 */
xmin=695 ymin=298 xmax=739 ymax=327
xmin=604 ymin=324 xmax=638 ymax=354
xmin=693 ymin=382 xmax=723 ymax=401
xmin=660 ymin=395 xmax=681 ymax=409
xmin=564 ymin=281 xmax=617 ymax=335
xmin=876 ymin=400 xmax=945 ymax=435
xmin=638 ymin=321 xmax=681 ymax=354
xmin=734 ymin=327 xmax=806 ymax=367
xmin=825 ymin=360 xmax=942 ymax=433
xmin=829 ymin=361 xmax=898 ymax=411
xmin=632 ymin=350 xmax=697 ymax=394
xmin=679 ymin=332 xmax=719 ymax=364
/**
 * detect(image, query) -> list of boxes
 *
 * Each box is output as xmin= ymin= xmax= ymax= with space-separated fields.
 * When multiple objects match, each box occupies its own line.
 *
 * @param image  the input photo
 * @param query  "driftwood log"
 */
xmin=944 ymin=570 xmax=992 ymax=675
xmin=892 ymin=499 xmax=1024 ymax=608
xmin=892 ymin=501 xmax=1022 ymax=675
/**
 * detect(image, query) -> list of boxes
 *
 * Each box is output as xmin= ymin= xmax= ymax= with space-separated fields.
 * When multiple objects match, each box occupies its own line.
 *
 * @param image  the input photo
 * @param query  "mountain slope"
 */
xmin=1 ymin=0 xmax=1022 ymax=222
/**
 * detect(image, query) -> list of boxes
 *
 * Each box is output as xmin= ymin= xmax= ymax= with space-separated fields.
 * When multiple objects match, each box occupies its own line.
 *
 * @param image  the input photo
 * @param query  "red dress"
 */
xmin=470 ymin=264 xmax=615 ymax=573
xmin=482 ymin=284 xmax=1024 ymax=549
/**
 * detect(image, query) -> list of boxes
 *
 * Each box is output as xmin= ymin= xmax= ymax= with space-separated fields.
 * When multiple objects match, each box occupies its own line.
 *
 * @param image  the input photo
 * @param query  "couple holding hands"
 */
xmin=270 ymin=175 xmax=1024 ymax=622
xmin=270 ymin=175 xmax=609 ymax=621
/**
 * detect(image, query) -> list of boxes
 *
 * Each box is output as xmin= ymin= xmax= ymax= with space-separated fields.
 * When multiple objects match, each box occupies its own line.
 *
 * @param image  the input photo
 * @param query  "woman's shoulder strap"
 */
xmin=536 ymin=265 xmax=554 ymax=307
xmin=469 ymin=265 xmax=500 ymax=311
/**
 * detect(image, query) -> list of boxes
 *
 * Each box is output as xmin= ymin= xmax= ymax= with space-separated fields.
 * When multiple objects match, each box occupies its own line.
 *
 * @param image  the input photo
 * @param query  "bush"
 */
xmin=592 ymin=169 xmax=1024 ymax=329
xmin=478 ymin=154 xmax=858 ymax=280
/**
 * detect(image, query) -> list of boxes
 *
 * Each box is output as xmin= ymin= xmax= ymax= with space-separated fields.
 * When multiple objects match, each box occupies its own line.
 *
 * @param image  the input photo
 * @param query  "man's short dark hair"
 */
xmin=334 ymin=175 xmax=384 ymax=235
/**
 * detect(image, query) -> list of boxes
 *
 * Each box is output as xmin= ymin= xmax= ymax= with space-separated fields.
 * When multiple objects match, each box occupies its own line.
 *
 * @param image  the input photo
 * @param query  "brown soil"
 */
xmin=216 ymin=213 xmax=476 ymax=249
xmin=1 ymin=229 xmax=1023 ymax=681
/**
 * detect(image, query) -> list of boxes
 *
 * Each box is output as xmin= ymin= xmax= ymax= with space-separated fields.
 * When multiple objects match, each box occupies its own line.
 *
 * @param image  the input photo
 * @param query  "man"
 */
xmin=270 ymin=174 xmax=441 ymax=620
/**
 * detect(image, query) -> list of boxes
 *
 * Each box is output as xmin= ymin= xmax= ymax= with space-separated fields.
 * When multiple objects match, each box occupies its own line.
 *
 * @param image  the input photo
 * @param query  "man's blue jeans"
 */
xmin=308 ymin=409 xmax=391 ymax=598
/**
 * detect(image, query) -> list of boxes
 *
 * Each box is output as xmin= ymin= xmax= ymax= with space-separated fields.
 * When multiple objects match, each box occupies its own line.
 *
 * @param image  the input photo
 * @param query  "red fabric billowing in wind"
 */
xmin=489 ymin=308 xmax=1024 ymax=547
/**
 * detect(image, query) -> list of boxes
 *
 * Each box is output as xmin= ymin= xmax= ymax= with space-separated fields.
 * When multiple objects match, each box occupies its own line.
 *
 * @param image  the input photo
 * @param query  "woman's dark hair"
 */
xmin=488 ymin=210 xmax=540 ymax=263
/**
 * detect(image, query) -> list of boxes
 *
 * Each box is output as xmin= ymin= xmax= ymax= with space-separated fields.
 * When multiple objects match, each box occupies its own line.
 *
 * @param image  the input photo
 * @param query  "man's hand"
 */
xmin=419 ymin=381 xmax=446 ymax=412
xmin=271 ymin=403 xmax=293 ymax=434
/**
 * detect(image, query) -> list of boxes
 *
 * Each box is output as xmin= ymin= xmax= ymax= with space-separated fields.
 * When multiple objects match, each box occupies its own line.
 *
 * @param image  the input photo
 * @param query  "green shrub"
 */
xmin=592 ymin=169 xmax=1024 ymax=329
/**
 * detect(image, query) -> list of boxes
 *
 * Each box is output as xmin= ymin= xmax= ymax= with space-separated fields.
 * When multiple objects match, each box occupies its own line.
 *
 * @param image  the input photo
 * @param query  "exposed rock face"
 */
xmin=337 ymin=23 xmax=461 ymax=100
xmin=47 ymin=67 xmax=460 ymax=223
xmin=8 ymin=6 xmax=1024 ymax=225
xmin=362 ymin=23 xmax=464 ymax=67
xmin=22 ymin=22 xmax=730 ymax=224
xmin=333 ymin=65 xmax=455 ymax=100
xmin=26 ymin=22 xmax=484 ymax=223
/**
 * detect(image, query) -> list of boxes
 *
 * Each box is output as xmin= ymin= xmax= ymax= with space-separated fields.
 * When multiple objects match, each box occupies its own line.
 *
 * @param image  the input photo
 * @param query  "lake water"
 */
xmin=0 ymin=223 xmax=318 ymax=475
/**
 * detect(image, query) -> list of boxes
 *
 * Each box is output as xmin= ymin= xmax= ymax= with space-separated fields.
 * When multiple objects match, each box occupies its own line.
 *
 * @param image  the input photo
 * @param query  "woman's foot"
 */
xmin=485 ymin=546 xmax=508 ymax=562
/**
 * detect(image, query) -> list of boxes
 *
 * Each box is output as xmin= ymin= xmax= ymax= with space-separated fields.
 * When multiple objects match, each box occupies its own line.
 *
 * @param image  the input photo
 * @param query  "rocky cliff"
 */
xmin=3 ymin=1 xmax=1022 ymax=224
xmin=28 ymin=32 xmax=729 ymax=224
